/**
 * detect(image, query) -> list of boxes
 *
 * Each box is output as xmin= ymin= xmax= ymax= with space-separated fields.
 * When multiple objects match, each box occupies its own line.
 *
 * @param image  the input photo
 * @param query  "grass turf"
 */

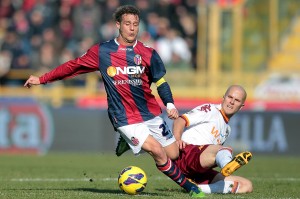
xmin=0 ymin=153 xmax=299 ymax=198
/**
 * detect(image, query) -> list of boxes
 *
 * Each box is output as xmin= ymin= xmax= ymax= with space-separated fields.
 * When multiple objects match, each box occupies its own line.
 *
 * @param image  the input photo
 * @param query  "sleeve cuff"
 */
xmin=167 ymin=103 xmax=176 ymax=110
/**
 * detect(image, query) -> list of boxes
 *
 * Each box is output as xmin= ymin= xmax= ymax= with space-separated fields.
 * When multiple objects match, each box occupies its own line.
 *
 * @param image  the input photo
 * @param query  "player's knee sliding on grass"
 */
xmin=197 ymin=180 xmax=240 ymax=194
xmin=197 ymin=172 xmax=253 ymax=194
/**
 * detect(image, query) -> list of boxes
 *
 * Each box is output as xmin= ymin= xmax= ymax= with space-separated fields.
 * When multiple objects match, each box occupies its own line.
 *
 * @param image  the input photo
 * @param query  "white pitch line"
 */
xmin=251 ymin=177 xmax=300 ymax=182
xmin=10 ymin=178 xmax=121 ymax=182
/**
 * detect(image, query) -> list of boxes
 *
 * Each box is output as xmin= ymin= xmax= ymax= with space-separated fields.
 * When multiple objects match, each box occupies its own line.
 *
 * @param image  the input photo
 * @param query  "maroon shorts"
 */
xmin=174 ymin=144 xmax=219 ymax=184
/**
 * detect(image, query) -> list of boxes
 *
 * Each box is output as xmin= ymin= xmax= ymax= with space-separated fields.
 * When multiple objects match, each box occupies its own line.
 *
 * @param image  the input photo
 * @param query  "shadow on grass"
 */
xmin=4 ymin=187 xmax=163 ymax=196
xmin=74 ymin=188 xmax=162 ymax=196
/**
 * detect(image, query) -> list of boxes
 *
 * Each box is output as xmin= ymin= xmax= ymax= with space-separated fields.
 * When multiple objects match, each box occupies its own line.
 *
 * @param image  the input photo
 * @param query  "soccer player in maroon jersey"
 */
xmin=24 ymin=5 xmax=204 ymax=198
xmin=173 ymin=85 xmax=253 ymax=194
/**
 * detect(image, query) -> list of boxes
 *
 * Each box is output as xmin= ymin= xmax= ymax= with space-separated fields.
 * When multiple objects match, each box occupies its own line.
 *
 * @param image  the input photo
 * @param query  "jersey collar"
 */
xmin=114 ymin=38 xmax=138 ymax=48
xmin=219 ymin=108 xmax=229 ymax=123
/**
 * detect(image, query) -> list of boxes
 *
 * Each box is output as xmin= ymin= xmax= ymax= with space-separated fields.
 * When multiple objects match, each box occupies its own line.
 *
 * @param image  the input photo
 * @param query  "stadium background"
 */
xmin=0 ymin=0 xmax=300 ymax=155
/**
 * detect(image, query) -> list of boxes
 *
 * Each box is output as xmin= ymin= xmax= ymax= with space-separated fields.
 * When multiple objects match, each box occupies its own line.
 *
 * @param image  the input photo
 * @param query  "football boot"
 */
xmin=221 ymin=151 xmax=252 ymax=177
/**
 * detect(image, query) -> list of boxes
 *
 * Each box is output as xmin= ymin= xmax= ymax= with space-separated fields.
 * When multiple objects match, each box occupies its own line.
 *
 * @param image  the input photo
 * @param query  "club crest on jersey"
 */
xmin=134 ymin=54 xmax=142 ymax=65
xmin=200 ymin=104 xmax=211 ymax=112
xmin=107 ymin=65 xmax=145 ymax=77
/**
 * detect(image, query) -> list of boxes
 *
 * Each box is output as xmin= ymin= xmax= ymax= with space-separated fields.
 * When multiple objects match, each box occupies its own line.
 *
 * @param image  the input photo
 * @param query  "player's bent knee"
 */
xmin=146 ymin=144 xmax=166 ymax=162
xmin=239 ymin=179 xmax=253 ymax=193
xmin=166 ymin=150 xmax=179 ymax=161
xmin=245 ymin=179 xmax=253 ymax=193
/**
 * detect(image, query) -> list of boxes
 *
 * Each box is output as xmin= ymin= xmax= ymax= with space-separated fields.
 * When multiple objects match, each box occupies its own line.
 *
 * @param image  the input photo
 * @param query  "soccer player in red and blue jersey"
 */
xmin=24 ymin=5 xmax=204 ymax=198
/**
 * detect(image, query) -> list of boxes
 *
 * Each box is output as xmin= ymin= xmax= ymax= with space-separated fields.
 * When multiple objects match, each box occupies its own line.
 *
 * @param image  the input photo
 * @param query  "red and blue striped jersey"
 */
xmin=39 ymin=39 xmax=166 ymax=128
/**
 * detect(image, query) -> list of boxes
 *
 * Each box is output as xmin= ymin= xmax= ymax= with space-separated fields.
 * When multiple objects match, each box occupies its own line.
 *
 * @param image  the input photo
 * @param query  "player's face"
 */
xmin=221 ymin=88 xmax=245 ymax=118
xmin=116 ymin=14 xmax=139 ymax=45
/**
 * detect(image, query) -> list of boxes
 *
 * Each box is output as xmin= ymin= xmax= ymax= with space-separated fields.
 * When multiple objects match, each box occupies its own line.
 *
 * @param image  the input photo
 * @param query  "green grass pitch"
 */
xmin=0 ymin=153 xmax=299 ymax=198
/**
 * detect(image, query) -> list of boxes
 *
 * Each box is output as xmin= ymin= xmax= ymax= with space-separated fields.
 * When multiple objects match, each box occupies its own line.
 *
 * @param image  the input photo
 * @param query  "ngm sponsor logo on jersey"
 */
xmin=0 ymin=98 xmax=53 ymax=155
xmin=107 ymin=65 xmax=145 ymax=78
xmin=107 ymin=65 xmax=144 ymax=86
xmin=107 ymin=54 xmax=144 ymax=78
xmin=107 ymin=55 xmax=145 ymax=86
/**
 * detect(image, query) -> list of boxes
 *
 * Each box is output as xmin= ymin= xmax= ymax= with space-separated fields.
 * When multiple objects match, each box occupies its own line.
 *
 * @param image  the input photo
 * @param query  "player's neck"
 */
xmin=116 ymin=36 xmax=137 ymax=46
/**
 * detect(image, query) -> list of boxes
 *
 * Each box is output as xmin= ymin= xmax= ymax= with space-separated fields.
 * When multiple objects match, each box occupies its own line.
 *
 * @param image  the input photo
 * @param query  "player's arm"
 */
xmin=149 ymin=49 xmax=178 ymax=119
xmin=173 ymin=116 xmax=188 ymax=149
xmin=155 ymin=77 xmax=178 ymax=119
xmin=24 ymin=44 xmax=99 ymax=88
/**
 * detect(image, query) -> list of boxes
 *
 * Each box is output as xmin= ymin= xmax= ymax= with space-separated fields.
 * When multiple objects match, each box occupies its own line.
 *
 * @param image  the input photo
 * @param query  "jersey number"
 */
xmin=159 ymin=122 xmax=172 ymax=140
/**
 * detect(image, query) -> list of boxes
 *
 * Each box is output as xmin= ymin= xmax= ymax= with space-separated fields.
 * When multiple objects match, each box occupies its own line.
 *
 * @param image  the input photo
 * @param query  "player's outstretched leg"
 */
xmin=115 ymin=136 xmax=130 ymax=156
xmin=221 ymin=151 xmax=252 ymax=177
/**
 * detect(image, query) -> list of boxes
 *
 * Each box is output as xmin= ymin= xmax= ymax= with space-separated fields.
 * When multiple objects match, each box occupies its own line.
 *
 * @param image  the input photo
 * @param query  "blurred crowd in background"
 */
xmin=0 ymin=0 xmax=198 ymax=86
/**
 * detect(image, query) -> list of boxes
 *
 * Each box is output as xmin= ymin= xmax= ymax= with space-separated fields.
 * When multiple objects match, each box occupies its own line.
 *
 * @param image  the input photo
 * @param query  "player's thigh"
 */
xmin=200 ymin=145 xmax=223 ymax=168
xmin=142 ymin=135 xmax=164 ymax=155
xmin=142 ymin=134 xmax=167 ymax=164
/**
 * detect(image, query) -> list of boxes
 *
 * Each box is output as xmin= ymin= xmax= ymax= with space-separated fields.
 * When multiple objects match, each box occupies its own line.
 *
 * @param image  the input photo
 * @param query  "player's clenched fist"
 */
xmin=24 ymin=75 xmax=40 ymax=88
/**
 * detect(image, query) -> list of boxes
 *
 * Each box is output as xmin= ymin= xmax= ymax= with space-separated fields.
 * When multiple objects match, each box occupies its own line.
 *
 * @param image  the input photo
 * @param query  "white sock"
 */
xmin=215 ymin=147 xmax=233 ymax=168
xmin=198 ymin=180 xmax=239 ymax=194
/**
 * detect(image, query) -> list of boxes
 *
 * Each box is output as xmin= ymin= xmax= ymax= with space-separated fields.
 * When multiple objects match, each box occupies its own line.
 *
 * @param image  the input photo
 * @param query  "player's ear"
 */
xmin=239 ymin=104 xmax=245 ymax=111
xmin=116 ymin=21 xmax=121 ymax=29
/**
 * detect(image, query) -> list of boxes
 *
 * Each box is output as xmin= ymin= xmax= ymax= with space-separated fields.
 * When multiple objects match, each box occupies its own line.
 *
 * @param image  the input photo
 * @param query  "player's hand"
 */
xmin=166 ymin=103 xmax=178 ymax=119
xmin=176 ymin=139 xmax=187 ymax=150
xmin=167 ymin=108 xmax=179 ymax=120
xmin=24 ymin=75 xmax=41 ymax=88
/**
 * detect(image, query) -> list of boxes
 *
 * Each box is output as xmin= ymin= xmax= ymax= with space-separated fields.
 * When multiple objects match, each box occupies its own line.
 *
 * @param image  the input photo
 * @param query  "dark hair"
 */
xmin=113 ymin=5 xmax=140 ymax=23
